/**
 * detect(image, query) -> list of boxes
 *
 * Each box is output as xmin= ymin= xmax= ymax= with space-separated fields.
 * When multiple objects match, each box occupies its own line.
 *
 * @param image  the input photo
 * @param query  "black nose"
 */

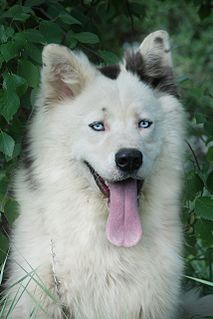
xmin=115 ymin=148 xmax=143 ymax=172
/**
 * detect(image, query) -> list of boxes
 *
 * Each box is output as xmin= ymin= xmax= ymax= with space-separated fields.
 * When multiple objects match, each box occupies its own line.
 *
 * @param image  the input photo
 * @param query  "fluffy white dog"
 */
xmin=3 ymin=30 xmax=212 ymax=319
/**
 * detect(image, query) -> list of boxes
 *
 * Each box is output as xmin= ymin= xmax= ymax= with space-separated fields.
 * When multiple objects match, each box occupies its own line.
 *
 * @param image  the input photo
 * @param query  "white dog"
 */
xmin=3 ymin=31 xmax=212 ymax=319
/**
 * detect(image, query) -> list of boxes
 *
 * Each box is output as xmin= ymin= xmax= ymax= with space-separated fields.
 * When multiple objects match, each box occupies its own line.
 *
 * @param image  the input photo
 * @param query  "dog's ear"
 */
xmin=41 ymin=44 xmax=96 ymax=102
xmin=125 ymin=30 xmax=178 ymax=97
xmin=139 ymin=30 xmax=178 ymax=97
xmin=139 ymin=30 xmax=173 ymax=70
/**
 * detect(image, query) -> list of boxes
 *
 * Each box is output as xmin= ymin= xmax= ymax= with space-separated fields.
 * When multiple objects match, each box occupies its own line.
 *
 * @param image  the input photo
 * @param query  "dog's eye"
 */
xmin=138 ymin=120 xmax=153 ymax=129
xmin=89 ymin=121 xmax=105 ymax=131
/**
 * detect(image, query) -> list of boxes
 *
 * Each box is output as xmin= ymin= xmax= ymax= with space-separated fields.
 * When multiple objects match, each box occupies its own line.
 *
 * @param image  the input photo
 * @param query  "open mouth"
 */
xmin=86 ymin=162 xmax=143 ymax=248
xmin=86 ymin=162 xmax=143 ymax=199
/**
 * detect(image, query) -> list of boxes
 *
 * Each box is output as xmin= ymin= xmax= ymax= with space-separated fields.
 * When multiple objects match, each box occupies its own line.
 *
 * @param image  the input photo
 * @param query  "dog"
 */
xmin=3 ymin=30 xmax=212 ymax=319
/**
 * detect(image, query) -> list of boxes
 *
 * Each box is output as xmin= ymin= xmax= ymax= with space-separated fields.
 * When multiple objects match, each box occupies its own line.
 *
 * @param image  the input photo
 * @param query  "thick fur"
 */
xmin=3 ymin=31 xmax=210 ymax=319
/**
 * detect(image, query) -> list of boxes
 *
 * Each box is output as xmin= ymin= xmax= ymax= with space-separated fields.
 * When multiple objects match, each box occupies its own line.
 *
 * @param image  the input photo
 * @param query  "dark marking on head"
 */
xmin=154 ymin=37 xmax=163 ymax=44
xmin=125 ymin=51 xmax=179 ymax=98
xmin=125 ymin=51 xmax=144 ymax=75
xmin=99 ymin=64 xmax=120 ymax=80
xmin=102 ymin=107 xmax=106 ymax=112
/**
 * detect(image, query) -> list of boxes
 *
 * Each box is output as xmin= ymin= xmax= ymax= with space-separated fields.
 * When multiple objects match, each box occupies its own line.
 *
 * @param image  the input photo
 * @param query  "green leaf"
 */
xmin=0 ymin=89 xmax=20 ymax=123
xmin=3 ymin=73 xmax=24 ymax=89
xmin=12 ymin=74 xmax=27 ymax=94
xmin=185 ymin=172 xmax=204 ymax=200
xmin=3 ymin=73 xmax=27 ymax=97
xmin=195 ymin=197 xmax=213 ymax=220
xmin=23 ymin=29 xmax=45 ymax=43
xmin=207 ymin=146 xmax=213 ymax=162
xmin=0 ymin=233 xmax=8 ymax=264
xmin=194 ymin=112 xmax=206 ymax=124
xmin=0 ymin=32 xmax=28 ymax=62
xmin=0 ymin=25 xmax=14 ymax=44
xmin=195 ymin=219 xmax=213 ymax=242
xmin=98 ymin=50 xmax=119 ymax=64
xmin=204 ymin=121 xmax=213 ymax=137
xmin=4 ymin=199 xmax=19 ymax=224
xmin=0 ymin=132 xmax=15 ymax=158
xmin=25 ymin=43 xmax=42 ymax=64
xmin=0 ymin=74 xmax=25 ymax=120
xmin=207 ymin=171 xmax=213 ymax=193
xmin=0 ymin=41 xmax=19 ymax=62
xmin=39 ymin=21 xmax=63 ymax=44
xmin=18 ymin=60 xmax=40 ymax=88
xmin=73 ymin=32 xmax=99 ymax=44
xmin=65 ymin=31 xmax=77 ymax=49
xmin=59 ymin=12 xmax=81 ymax=25
xmin=2 ymin=5 xmax=32 ymax=22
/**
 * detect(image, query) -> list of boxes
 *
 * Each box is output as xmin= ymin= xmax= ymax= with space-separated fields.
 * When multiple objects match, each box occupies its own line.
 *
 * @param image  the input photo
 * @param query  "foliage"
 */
xmin=0 ymin=0 xmax=212 ymax=302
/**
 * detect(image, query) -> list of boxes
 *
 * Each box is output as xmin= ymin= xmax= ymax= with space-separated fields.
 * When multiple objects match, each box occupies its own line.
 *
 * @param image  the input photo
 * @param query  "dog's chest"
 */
xmin=55 ymin=248 xmax=144 ymax=318
xmin=51 ymin=238 xmax=177 ymax=319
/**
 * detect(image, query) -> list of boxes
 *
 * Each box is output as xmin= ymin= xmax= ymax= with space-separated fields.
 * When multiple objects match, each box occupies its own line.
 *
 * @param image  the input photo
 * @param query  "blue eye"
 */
xmin=89 ymin=121 xmax=105 ymax=131
xmin=138 ymin=120 xmax=153 ymax=129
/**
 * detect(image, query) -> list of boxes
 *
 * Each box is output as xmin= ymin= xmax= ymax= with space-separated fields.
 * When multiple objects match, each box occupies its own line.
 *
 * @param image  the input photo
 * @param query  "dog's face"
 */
xmin=40 ymin=31 xmax=180 ymax=247
xmin=70 ymin=72 xmax=164 ymax=183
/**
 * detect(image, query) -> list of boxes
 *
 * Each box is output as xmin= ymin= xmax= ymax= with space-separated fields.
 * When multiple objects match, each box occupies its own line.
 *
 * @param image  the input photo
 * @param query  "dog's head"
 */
xmin=38 ymin=31 xmax=182 ymax=247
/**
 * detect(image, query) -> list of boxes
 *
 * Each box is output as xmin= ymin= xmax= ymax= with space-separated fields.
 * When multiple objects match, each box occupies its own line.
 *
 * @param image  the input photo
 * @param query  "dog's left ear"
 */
xmin=139 ymin=30 xmax=178 ymax=97
xmin=139 ymin=30 xmax=172 ymax=69
xmin=41 ymin=44 xmax=96 ymax=103
xmin=125 ymin=30 xmax=178 ymax=97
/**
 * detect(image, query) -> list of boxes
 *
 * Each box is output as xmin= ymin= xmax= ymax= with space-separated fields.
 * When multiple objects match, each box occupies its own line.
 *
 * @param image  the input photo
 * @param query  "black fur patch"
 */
xmin=125 ymin=51 xmax=179 ymax=98
xmin=22 ymin=137 xmax=34 ymax=169
xmin=154 ymin=36 xmax=163 ymax=44
xmin=21 ymin=135 xmax=38 ymax=190
xmin=99 ymin=64 xmax=120 ymax=80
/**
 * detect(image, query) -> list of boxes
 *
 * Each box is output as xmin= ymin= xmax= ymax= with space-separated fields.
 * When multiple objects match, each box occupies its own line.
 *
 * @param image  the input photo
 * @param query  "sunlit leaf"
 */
xmin=0 ymin=132 xmax=15 ymax=158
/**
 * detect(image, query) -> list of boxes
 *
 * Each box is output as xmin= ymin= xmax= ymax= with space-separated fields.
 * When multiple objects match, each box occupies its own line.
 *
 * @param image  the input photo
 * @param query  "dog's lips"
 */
xmin=86 ymin=163 xmax=110 ymax=197
xmin=85 ymin=162 xmax=143 ymax=199
xmin=86 ymin=162 xmax=143 ymax=248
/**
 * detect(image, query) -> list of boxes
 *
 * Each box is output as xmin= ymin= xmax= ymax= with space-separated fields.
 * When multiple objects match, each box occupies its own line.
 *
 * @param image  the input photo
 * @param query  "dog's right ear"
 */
xmin=41 ymin=44 xmax=96 ymax=102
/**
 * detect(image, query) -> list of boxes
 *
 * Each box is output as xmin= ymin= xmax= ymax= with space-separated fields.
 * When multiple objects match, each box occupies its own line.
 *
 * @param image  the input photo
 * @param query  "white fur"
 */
xmin=4 ymin=31 xmax=203 ymax=319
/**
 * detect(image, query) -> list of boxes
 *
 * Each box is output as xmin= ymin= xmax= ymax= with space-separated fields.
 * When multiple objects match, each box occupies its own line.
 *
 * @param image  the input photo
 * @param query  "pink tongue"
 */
xmin=106 ymin=179 xmax=142 ymax=247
